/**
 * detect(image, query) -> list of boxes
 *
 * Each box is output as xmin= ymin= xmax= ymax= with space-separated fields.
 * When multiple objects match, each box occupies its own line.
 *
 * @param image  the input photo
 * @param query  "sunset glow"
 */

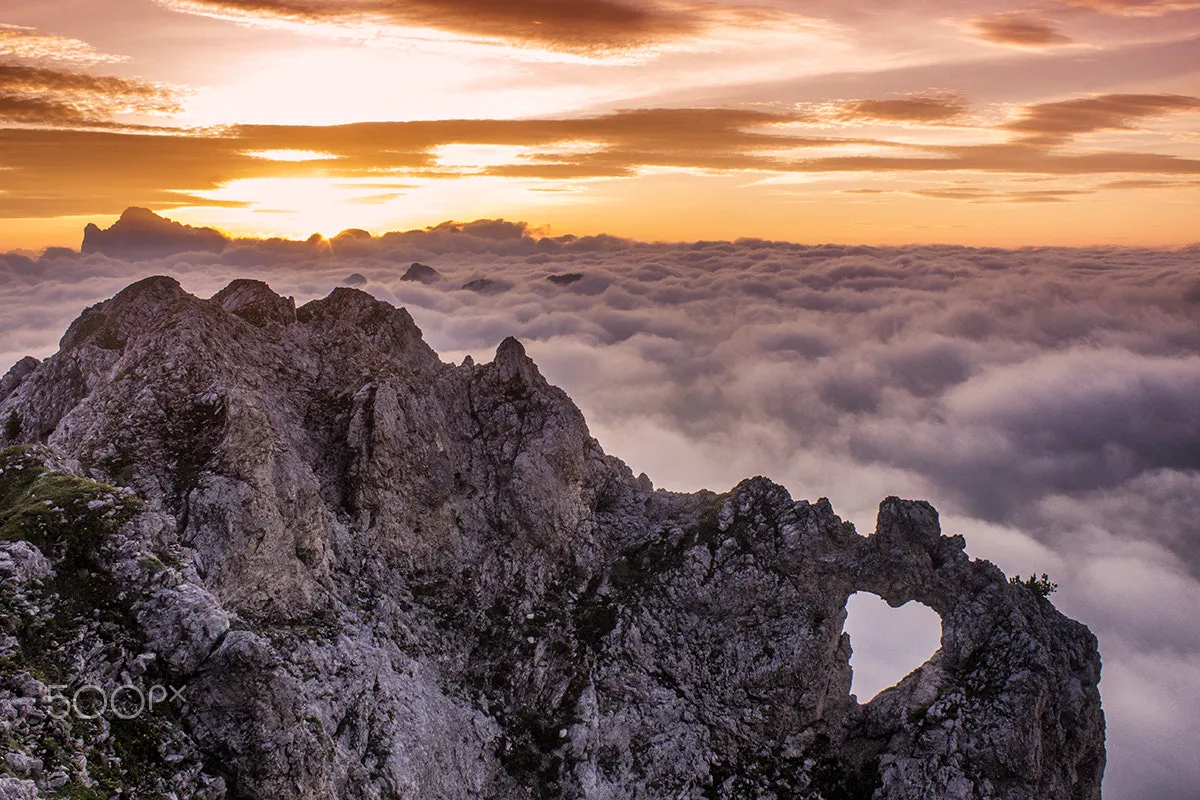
xmin=0 ymin=1 xmax=1197 ymax=248
xmin=245 ymin=149 xmax=343 ymax=162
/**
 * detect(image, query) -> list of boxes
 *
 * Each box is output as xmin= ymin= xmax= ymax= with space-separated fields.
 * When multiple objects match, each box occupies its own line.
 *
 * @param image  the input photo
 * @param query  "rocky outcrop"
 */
xmin=211 ymin=279 xmax=297 ymax=327
xmin=401 ymin=262 xmax=443 ymax=283
xmin=0 ymin=278 xmax=1104 ymax=799
xmin=461 ymin=277 xmax=508 ymax=294
xmin=0 ymin=356 xmax=38 ymax=404
xmin=81 ymin=207 xmax=229 ymax=259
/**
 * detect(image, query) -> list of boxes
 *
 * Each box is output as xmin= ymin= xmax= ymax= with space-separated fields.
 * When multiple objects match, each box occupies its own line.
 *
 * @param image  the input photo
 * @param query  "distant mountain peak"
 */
xmin=401 ymin=262 xmax=443 ymax=283
xmin=119 ymin=206 xmax=166 ymax=223
xmin=81 ymin=207 xmax=229 ymax=260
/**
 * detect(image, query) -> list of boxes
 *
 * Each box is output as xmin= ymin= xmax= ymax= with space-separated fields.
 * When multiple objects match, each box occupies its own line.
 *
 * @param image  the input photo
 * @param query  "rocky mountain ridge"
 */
xmin=0 ymin=277 xmax=1104 ymax=799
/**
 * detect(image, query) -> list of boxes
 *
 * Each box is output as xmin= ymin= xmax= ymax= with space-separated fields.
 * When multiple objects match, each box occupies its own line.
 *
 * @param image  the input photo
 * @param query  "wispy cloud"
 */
xmin=830 ymin=92 xmax=971 ymax=124
xmin=155 ymin=0 xmax=794 ymax=54
xmin=0 ymin=24 xmax=129 ymax=65
xmin=1003 ymin=92 xmax=1200 ymax=144
xmin=1057 ymin=0 xmax=1200 ymax=16
xmin=0 ymin=63 xmax=182 ymax=127
xmin=910 ymin=186 xmax=1093 ymax=202
xmin=966 ymin=13 xmax=1075 ymax=47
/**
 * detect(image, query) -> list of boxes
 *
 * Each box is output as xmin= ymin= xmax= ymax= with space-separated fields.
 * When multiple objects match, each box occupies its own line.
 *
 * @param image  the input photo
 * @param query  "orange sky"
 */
xmin=1 ymin=0 xmax=1199 ymax=248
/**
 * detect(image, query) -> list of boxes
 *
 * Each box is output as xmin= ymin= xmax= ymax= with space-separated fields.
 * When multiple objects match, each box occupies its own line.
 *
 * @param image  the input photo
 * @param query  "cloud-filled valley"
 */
xmin=4 ymin=219 xmax=1200 ymax=798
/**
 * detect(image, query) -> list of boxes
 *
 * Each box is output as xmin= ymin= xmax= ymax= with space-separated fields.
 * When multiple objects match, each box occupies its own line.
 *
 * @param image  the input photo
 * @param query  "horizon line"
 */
xmin=6 ymin=205 xmax=1199 ymax=256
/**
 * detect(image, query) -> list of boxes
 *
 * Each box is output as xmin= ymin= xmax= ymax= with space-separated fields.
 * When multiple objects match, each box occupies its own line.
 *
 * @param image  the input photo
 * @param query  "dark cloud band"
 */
xmin=156 ymin=0 xmax=781 ymax=52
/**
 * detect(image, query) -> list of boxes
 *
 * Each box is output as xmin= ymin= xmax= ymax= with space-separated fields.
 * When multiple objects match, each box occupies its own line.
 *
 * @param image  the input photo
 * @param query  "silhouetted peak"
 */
xmin=119 ymin=206 xmax=165 ymax=225
xmin=461 ymin=277 xmax=508 ymax=295
xmin=401 ymin=262 xmax=442 ymax=284
xmin=82 ymin=208 xmax=228 ymax=260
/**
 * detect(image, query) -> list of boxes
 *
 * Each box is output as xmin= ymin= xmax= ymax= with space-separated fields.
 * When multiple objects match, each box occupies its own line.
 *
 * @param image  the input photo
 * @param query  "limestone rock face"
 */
xmin=0 ymin=356 xmax=39 ymax=403
xmin=211 ymin=279 xmax=297 ymax=327
xmin=0 ymin=278 xmax=1104 ymax=799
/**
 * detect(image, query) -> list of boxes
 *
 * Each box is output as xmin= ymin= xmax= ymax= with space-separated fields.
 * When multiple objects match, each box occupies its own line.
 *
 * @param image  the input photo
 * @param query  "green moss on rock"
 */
xmin=0 ymin=446 xmax=139 ymax=556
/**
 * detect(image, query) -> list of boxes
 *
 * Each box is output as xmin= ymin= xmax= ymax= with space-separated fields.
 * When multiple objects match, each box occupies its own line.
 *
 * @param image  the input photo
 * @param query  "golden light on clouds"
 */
xmin=432 ymin=144 xmax=531 ymax=170
xmin=246 ymin=149 xmax=343 ymax=161
xmin=0 ymin=24 xmax=128 ymax=65
xmin=0 ymin=0 xmax=1198 ymax=248
xmin=177 ymin=172 xmax=589 ymax=239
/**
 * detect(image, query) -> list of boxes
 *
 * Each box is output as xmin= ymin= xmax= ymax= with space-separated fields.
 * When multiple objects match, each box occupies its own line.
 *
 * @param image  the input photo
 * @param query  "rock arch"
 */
xmin=844 ymin=590 xmax=942 ymax=702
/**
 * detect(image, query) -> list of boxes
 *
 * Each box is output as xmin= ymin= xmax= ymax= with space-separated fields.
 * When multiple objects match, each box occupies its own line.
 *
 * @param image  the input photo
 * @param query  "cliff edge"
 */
xmin=0 ymin=277 xmax=1104 ymax=799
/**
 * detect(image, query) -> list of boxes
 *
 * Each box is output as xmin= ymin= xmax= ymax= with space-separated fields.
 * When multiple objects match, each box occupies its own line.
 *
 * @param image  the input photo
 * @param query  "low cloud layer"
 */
xmin=3 ymin=222 xmax=1199 ymax=798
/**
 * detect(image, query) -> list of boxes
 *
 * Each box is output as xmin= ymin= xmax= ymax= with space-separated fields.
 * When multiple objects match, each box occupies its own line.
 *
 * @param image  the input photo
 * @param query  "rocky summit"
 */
xmin=0 ymin=277 xmax=1104 ymax=799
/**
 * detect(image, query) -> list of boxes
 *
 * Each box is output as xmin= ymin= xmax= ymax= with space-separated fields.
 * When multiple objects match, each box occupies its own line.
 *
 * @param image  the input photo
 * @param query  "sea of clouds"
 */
xmin=4 ymin=221 xmax=1199 ymax=799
